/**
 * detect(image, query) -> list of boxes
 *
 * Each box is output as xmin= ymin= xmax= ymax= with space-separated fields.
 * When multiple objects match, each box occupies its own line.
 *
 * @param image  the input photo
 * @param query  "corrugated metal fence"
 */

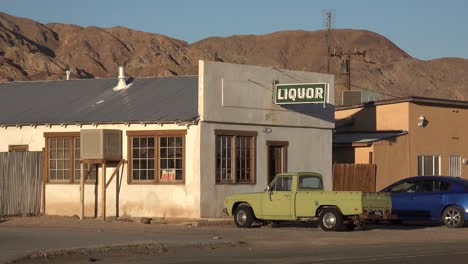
xmin=333 ymin=163 xmax=376 ymax=192
xmin=0 ymin=152 xmax=42 ymax=216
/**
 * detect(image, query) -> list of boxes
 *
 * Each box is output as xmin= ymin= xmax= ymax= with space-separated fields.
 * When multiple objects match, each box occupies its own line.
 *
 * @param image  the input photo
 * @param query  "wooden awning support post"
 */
xmin=101 ymin=162 xmax=106 ymax=221
xmin=80 ymin=162 xmax=85 ymax=220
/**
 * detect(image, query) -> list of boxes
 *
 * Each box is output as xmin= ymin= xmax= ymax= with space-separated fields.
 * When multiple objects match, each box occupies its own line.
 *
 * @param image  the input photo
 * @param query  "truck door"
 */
xmin=262 ymin=176 xmax=292 ymax=218
xmin=295 ymin=175 xmax=323 ymax=217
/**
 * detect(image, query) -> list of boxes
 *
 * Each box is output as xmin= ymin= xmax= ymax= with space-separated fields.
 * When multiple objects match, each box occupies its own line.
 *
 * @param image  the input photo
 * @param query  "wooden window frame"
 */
xmin=8 ymin=145 xmax=29 ymax=152
xmin=126 ymin=130 xmax=187 ymax=185
xmin=215 ymin=130 xmax=257 ymax=185
xmin=44 ymin=132 xmax=96 ymax=184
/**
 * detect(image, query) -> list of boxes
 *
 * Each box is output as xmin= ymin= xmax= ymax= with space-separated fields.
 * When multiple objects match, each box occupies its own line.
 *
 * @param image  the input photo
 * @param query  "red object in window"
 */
xmin=161 ymin=170 xmax=175 ymax=181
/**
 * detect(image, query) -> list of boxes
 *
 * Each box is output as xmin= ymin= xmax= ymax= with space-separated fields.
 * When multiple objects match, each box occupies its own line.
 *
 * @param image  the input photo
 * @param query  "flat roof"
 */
xmin=336 ymin=96 xmax=468 ymax=111
xmin=0 ymin=76 xmax=199 ymax=126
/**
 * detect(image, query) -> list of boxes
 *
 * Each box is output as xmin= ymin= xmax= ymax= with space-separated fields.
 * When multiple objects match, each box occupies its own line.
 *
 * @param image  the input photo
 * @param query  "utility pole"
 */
xmin=330 ymin=49 xmax=365 ymax=91
xmin=323 ymin=10 xmax=334 ymax=73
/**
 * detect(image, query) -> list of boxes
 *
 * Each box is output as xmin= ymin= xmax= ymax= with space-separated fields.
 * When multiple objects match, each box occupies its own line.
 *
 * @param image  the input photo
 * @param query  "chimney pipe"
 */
xmin=113 ymin=65 xmax=127 ymax=91
xmin=66 ymin=70 xmax=71 ymax=80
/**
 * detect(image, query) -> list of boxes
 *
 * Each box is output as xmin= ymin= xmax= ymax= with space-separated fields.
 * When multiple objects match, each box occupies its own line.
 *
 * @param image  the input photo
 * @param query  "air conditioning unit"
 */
xmin=342 ymin=90 xmax=381 ymax=106
xmin=80 ymin=129 xmax=122 ymax=160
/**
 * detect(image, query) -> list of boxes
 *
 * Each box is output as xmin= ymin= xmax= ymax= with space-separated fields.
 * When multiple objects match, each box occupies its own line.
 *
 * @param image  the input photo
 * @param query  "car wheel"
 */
xmin=442 ymin=206 xmax=465 ymax=228
xmin=234 ymin=205 xmax=255 ymax=228
xmin=319 ymin=208 xmax=344 ymax=231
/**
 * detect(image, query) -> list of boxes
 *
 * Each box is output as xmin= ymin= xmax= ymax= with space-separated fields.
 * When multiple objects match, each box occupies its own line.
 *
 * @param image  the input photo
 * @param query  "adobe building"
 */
xmin=334 ymin=97 xmax=468 ymax=191
xmin=0 ymin=60 xmax=335 ymax=218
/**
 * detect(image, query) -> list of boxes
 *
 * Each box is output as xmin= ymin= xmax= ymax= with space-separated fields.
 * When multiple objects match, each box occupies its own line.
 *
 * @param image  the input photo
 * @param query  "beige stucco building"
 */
xmin=334 ymin=97 xmax=468 ymax=191
xmin=0 ymin=61 xmax=335 ymax=218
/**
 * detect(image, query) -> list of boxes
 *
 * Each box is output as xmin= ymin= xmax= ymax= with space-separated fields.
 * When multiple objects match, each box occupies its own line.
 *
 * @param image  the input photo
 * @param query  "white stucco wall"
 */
xmin=198 ymin=61 xmax=335 ymax=217
xmin=0 ymin=123 xmax=202 ymax=218
xmin=0 ymin=60 xmax=335 ymax=219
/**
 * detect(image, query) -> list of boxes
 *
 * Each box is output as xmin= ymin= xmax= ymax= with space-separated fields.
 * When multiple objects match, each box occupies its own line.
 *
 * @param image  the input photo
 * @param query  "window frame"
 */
xmin=417 ymin=155 xmax=441 ymax=176
xmin=8 ymin=145 xmax=29 ymax=152
xmin=126 ymin=130 xmax=186 ymax=185
xmin=214 ymin=130 xmax=257 ymax=185
xmin=44 ymin=132 xmax=96 ymax=184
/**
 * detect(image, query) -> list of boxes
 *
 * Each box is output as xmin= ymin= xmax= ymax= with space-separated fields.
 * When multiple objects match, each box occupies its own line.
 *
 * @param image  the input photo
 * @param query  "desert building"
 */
xmin=0 ymin=61 xmax=335 ymax=218
xmin=334 ymin=97 xmax=468 ymax=191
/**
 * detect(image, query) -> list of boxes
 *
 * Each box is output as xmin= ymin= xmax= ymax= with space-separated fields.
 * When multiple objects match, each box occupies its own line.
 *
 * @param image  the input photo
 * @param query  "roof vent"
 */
xmin=66 ymin=70 xmax=71 ymax=80
xmin=113 ymin=66 xmax=132 ymax=91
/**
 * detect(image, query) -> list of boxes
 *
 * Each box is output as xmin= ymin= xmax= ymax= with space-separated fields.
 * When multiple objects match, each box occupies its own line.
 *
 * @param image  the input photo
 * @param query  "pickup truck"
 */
xmin=223 ymin=172 xmax=394 ymax=231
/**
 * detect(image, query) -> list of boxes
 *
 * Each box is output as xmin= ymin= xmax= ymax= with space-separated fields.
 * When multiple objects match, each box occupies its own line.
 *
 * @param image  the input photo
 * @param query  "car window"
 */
xmin=298 ymin=175 xmax=322 ymax=190
xmin=433 ymin=180 xmax=450 ymax=192
xmin=390 ymin=180 xmax=422 ymax=193
xmin=271 ymin=176 xmax=292 ymax=191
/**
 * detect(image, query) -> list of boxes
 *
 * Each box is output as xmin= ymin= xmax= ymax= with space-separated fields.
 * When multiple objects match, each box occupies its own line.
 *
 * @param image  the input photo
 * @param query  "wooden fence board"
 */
xmin=0 ymin=152 xmax=43 ymax=216
xmin=333 ymin=163 xmax=376 ymax=192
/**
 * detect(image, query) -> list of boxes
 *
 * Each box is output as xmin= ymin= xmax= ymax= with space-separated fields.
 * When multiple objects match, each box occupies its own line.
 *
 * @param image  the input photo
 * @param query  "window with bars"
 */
xmin=215 ymin=130 xmax=256 ymax=184
xmin=127 ymin=131 xmax=185 ymax=184
xmin=417 ymin=155 xmax=441 ymax=176
xmin=46 ymin=134 xmax=96 ymax=183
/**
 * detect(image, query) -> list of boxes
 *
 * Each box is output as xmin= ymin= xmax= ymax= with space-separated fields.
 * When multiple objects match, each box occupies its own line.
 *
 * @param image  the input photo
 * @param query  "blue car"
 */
xmin=381 ymin=176 xmax=468 ymax=228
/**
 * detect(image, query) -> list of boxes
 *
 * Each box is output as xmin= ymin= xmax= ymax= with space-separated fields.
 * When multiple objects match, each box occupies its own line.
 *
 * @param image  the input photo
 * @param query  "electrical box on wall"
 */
xmin=80 ymin=129 xmax=122 ymax=160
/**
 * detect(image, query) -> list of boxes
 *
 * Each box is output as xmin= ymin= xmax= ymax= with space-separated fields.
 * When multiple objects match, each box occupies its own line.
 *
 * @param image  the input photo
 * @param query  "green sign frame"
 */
xmin=274 ymin=83 xmax=328 ymax=104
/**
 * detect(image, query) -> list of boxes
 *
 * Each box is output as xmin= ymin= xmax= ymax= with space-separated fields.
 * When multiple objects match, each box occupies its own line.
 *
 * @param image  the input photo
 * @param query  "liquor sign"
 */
xmin=274 ymin=83 xmax=328 ymax=104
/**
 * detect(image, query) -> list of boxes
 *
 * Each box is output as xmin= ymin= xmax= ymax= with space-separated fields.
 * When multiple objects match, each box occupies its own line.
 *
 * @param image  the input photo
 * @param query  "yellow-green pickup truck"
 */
xmin=224 ymin=172 xmax=394 ymax=231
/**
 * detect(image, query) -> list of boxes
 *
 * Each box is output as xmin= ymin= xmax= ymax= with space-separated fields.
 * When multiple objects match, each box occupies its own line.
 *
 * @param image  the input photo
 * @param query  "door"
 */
xmin=262 ymin=175 xmax=292 ymax=218
xmin=267 ymin=141 xmax=288 ymax=183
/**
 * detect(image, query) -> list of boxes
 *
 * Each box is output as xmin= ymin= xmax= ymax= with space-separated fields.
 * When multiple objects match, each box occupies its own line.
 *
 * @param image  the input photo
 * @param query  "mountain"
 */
xmin=1 ymin=12 xmax=467 ymax=102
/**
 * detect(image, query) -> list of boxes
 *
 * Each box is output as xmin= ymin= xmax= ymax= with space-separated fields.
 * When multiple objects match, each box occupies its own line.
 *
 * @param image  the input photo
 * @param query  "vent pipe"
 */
xmin=66 ymin=70 xmax=71 ymax=80
xmin=113 ymin=65 xmax=128 ymax=91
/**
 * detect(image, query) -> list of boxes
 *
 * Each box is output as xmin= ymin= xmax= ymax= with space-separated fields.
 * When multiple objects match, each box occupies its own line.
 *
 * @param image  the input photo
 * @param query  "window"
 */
xmin=215 ymin=130 xmax=257 ymax=184
xmin=8 ymin=145 xmax=28 ymax=152
xmin=270 ymin=176 xmax=292 ymax=191
xmin=449 ymin=155 xmax=462 ymax=177
xmin=127 ymin=130 xmax=186 ymax=184
xmin=299 ymin=175 xmax=322 ymax=190
xmin=390 ymin=180 xmax=420 ymax=193
xmin=45 ymin=133 xmax=96 ymax=183
xmin=417 ymin=155 xmax=441 ymax=176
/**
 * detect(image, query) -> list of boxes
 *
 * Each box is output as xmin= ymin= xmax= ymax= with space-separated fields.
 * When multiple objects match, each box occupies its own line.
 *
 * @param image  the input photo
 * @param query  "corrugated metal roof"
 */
xmin=333 ymin=131 xmax=407 ymax=145
xmin=0 ymin=76 xmax=198 ymax=125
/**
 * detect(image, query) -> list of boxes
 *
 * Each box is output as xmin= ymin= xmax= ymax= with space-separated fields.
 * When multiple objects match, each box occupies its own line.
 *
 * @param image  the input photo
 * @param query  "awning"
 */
xmin=333 ymin=131 xmax=408 ymax=146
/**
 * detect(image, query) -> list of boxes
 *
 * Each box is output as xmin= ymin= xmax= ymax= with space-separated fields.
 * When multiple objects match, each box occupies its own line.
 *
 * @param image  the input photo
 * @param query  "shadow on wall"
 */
xmin=335 ymin=104 xmax=377 ymax=132
xmin=282 ymin=103 xmax=335 ymax=124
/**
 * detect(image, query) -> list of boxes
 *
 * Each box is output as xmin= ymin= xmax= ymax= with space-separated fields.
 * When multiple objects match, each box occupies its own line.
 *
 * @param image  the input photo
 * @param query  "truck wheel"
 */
xmin=234 ymin=205 xmax=255 ymax=228
xmin=442 ymin=206 xmax=465 ymax=228
xmin=319 ymin=208 xmax=344 ymax=231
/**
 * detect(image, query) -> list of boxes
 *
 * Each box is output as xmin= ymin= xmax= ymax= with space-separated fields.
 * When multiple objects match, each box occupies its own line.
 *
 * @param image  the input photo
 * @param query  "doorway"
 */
xmin=267 ymin=141 xmax=288 ymax=183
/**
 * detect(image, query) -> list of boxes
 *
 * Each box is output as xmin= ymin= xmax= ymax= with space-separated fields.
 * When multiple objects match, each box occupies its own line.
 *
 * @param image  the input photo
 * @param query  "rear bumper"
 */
xmin=359 ymin=213 xmax=397 ymax=220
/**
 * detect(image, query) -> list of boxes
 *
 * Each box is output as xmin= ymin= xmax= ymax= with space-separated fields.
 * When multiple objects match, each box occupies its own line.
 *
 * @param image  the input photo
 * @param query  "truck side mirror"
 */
xmin=264 ymin=185 xmax=271 ymax=192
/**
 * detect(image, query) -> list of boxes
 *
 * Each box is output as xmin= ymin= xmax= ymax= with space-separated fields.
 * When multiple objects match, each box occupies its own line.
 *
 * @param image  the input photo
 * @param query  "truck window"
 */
xmin=298 ymin=175 xmax=322 ymax=190
xmin=272 ymin=176 xmax=292 ymax=191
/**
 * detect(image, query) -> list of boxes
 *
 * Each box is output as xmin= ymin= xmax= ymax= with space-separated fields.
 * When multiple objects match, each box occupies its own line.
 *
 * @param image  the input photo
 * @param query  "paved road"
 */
xmin=2 ymin=217 xmax=468 ymax=263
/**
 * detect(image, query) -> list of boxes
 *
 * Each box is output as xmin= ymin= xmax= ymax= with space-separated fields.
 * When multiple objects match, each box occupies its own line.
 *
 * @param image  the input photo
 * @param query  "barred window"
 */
xmin=215 ymin=130 xmax=256 ymax=184
xmin=127 ymin=130 xmax=186 ymax=184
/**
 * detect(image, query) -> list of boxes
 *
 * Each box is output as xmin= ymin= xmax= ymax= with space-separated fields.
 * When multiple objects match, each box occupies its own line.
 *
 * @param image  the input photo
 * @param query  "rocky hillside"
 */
xmin=1 ymin=12 xmax=467 ymax=102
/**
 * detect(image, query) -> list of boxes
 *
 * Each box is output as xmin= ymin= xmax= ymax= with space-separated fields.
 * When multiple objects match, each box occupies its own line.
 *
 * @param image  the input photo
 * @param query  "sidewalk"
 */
xmin=0 ymin=216 xmax=235 ymax=263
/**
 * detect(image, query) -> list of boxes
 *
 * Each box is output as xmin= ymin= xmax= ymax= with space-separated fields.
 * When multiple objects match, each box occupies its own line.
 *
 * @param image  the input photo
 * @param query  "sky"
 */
xmin=1 ymin=0 xmax=467 ymax=60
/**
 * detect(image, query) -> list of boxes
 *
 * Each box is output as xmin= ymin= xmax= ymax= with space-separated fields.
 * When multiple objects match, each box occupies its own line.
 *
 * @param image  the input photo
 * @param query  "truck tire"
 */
xmin=442 ymin=206 xmax=465 ymax=228
xmin=319 ymin=208 xmax=344 ymax=231
xmin=234 ymin=205 xmax=255 ymax=228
